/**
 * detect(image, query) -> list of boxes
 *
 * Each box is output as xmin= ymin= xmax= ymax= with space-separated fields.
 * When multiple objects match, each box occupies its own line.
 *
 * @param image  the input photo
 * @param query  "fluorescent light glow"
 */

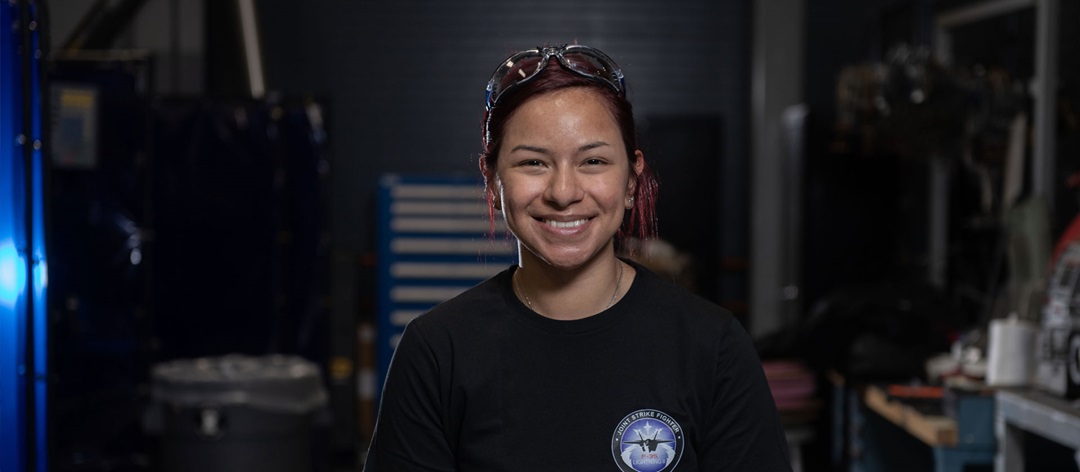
xmin=0 ymin=241 xmax=25 ymax=308
xmin=34 ymin=259 xmax=46 ymax=297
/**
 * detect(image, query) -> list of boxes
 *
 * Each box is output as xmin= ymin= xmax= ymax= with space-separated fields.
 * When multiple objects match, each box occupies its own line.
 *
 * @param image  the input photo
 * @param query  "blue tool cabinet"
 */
xmin=375 ymin=174 xmax=516 ymax=397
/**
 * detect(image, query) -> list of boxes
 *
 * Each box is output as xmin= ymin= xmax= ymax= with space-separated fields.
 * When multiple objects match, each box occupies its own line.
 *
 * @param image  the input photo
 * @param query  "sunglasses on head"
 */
xmin=484 ymin=44 xmax=626 ymax=112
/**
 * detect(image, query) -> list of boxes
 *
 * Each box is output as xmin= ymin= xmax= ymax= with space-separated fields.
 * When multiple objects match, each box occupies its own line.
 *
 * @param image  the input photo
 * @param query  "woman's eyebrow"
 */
xmin=509 ymin=144 xmax=551 ymax=155
xmin=578 ymin=141 xmax=610 ymax=152
xmin=509 ymin=141 xmax=610 ymax=155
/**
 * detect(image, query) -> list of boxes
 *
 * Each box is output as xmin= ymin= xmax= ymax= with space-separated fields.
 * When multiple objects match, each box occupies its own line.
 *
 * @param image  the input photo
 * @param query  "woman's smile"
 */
xmin=543 ymin=218 xmax=589 ymax=229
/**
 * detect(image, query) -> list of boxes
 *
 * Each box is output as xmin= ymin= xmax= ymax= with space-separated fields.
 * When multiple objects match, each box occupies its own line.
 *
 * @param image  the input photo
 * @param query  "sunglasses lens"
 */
xmin=485 ymin=46 xmax=625 ymax=111
xmin=486 ymin=53 xmax=544 ymax=109
xmin=560 ymin=50 xmax=623 ymax=90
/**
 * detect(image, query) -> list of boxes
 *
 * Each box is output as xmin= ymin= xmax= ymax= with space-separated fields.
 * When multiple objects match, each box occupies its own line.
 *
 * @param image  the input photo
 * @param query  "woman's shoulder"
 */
xmin=625 ymin=264 xmax=755 ymax=363
xmin=630 ymin=262 xmax=733 ymax=322
xmin=409 ymin=266 xmax=514 ymax=331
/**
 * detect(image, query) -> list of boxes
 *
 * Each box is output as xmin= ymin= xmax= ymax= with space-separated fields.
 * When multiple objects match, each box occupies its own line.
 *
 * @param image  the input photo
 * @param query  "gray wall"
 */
xmin=49 ymin=0 xmax=204 ymax=96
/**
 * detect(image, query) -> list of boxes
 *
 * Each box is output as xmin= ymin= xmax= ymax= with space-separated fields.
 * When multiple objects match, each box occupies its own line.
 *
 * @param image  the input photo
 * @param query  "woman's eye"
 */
xmin=522 ymin=159 xmax=544 ymax=167
xmin=584 ymin=158 xmax=606 ymax=166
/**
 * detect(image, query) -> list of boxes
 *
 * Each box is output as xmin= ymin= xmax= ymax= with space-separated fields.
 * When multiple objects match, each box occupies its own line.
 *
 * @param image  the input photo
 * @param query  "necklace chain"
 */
xmin=516 ymin=262 xmax=624 ymax=313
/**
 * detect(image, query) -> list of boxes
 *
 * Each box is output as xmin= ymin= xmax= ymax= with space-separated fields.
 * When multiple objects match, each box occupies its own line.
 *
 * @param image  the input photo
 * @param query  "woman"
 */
xmin=364 ymin=44 xmax=791 ymax=471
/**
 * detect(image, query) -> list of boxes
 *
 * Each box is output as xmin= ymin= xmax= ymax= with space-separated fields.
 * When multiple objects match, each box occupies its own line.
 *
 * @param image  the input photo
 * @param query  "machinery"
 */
xmin=1036 ymin=242 xmax=1080 ymax=399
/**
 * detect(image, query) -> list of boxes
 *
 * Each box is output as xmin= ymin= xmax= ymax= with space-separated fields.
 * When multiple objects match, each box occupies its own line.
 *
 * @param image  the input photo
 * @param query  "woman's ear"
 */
xmin=627 ymin=150 xmax=645 ymax=197
xmin=488 ymin=180 xmax=502 ymax=212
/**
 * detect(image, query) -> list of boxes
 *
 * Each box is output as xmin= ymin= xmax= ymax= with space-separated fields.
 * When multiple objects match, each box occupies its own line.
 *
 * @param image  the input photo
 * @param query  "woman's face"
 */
xmin=492 ymin=87 xmax=642 ymax=271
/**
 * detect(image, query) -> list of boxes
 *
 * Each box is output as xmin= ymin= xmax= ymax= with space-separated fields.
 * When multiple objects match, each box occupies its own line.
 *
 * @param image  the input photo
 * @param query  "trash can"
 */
xmin=145 ymin=354 xmax=328 ymax=472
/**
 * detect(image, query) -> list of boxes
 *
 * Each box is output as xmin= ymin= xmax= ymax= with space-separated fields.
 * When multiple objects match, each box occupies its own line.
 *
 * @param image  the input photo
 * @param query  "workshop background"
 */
xmin=2 ymin=0 xmax=1080 ymax=471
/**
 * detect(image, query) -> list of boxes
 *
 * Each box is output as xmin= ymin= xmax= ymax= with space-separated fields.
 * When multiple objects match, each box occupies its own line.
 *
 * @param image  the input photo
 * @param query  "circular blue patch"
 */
xmin=611 ymin=409 xmax=685 ymax=472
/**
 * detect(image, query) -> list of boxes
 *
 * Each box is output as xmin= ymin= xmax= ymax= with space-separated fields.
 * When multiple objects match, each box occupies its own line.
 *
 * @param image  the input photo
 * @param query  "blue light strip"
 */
xmin=0 ymin=1 xmax=46 ymax=470
xmin=0 ymin=1 xmax=27 ymax=469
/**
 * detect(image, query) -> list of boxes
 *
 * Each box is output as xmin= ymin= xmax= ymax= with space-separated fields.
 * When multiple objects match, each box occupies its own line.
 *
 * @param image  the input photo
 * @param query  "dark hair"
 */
xmin=479 ymin=56 xmax=659 ymax=243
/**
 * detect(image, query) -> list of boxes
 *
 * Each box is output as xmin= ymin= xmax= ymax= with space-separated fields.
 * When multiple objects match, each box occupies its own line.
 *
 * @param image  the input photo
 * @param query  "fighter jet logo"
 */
xmin=624 ymin=424 xmax=675 ymax=453
xmin=611 ymin=411 xmax=685 ymax=472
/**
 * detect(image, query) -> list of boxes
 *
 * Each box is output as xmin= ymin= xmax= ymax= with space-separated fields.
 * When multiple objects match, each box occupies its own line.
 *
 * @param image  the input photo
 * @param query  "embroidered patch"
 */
xmin=611 ymin=409 xmax=685 ymax=472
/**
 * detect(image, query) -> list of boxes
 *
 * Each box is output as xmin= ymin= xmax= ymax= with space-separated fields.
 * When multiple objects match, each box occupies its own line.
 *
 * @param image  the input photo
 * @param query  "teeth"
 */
xmin=546 ymin=219 xmax=587 ymax=229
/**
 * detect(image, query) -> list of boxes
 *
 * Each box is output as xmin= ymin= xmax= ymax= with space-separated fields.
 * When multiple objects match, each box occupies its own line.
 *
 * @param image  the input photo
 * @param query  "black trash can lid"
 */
xmin=151 ymin=354 xmax=327 ymax=414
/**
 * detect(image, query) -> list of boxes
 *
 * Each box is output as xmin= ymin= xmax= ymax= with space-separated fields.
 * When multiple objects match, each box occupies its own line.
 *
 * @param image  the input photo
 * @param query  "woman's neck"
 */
xmin=513 ymin=252 xmax=634 ymax=320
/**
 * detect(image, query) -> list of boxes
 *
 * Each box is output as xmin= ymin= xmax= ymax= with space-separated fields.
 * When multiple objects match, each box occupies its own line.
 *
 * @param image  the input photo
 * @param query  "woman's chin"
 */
xmin=521 ymin=245 xmax=610 ymax=272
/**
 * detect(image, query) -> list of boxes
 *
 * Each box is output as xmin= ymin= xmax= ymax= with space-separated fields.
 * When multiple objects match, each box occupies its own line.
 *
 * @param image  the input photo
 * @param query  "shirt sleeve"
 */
xmin=363 ymin=321 xmax=456 ymax=471
xmin=699 ymin=315 xmax=793 ymax=471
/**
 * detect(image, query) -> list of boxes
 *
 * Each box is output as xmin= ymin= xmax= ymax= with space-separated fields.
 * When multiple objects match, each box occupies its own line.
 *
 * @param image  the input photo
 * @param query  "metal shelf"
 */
xmin=995 ymin=388 xmax=1080 ymax=471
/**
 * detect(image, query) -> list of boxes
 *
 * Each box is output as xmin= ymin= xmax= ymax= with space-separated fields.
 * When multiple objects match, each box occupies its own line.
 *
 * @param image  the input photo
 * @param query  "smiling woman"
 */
xmin=494 ymin=87 xmax=643 ymax=314
xmin=363 ymin=45 xmax=792 ymax=472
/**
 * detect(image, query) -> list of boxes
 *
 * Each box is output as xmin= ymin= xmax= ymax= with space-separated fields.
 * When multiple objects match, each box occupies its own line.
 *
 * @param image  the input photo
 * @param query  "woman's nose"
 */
xmin=544 ymin=167 xmax=584 ymax=208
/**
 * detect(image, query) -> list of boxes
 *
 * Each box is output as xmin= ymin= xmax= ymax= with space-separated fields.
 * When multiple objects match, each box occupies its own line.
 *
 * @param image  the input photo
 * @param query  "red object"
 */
xmin=763 ymin=360 xmax=816 ymax=410
xmin=886 ymin=384 xmax=944 ymax=399
xmin=1052 ymin=212 xmax=1080 ymax=266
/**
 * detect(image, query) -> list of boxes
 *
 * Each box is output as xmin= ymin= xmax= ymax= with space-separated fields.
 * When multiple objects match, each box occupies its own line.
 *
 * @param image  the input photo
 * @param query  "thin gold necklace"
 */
xmin=515 ymin=262 xmax=625 ymax=313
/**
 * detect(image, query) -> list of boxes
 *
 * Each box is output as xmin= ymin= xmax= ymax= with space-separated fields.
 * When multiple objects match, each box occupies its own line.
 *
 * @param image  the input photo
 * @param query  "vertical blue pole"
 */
xmin=28 ymin=2 xmax=48 ymax=469
xmin=0 ymin=1 xmax=46 ymax=470
xmin=0 ymin=1 xmax=27 ymax=470
xmin=17 ymin=0 xmax=43 ymax=469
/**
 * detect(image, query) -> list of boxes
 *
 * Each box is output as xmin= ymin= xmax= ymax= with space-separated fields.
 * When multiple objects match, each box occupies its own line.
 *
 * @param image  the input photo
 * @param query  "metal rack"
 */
xmin=934 ymin=0 xmax=1057 ymax=205
xmin=995 ymin=388 xmax=1080 ymax=471
xmin=927 ymin=0 xmax=1060 ymax=287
